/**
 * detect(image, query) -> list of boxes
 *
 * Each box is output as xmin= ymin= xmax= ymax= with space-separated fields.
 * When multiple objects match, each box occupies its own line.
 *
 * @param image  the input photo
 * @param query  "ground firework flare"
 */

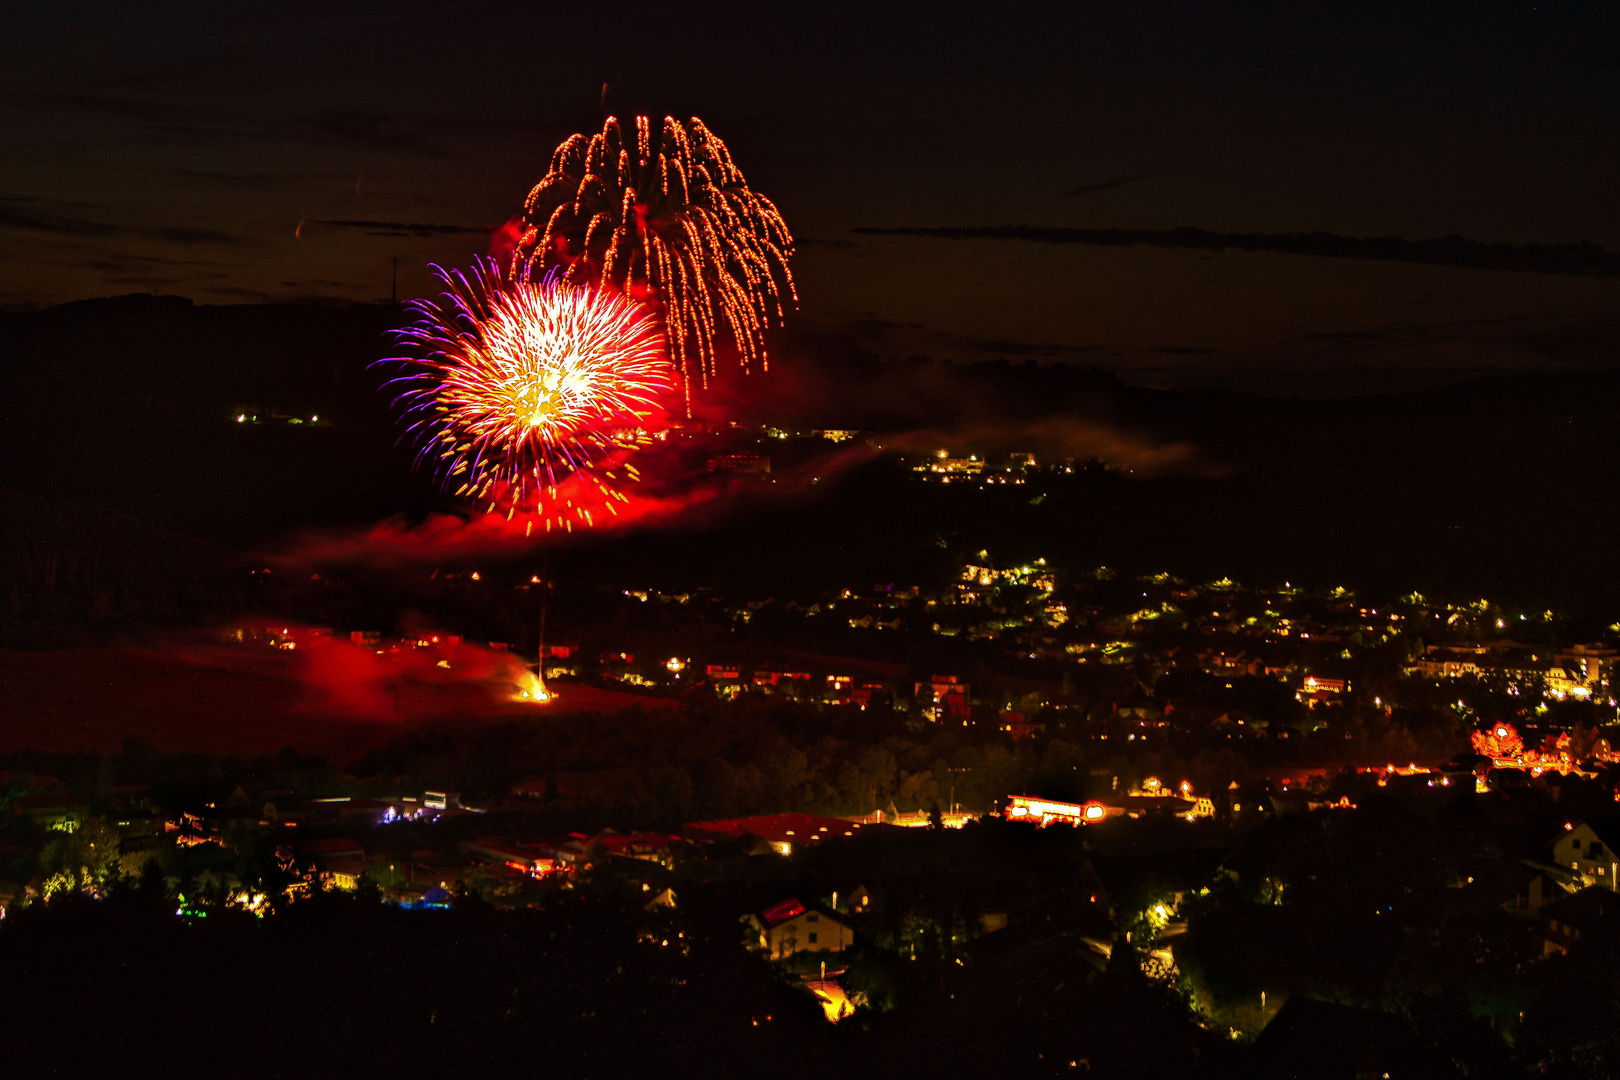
xmin=386 ymin=259 xmax=674 ymax=532
xmin=515 ymin=115 xmax=796 ymax=408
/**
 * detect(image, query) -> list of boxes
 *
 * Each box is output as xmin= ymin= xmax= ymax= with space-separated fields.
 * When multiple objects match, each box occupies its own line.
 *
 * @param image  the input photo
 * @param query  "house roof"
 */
xmin=1249 ymin=997 xmax=1429 ymax=1080
xmin=1572 ymin=816 xmax=1620 ymax=854
xmin=754 ymin=899 xmax=851 ymax=930
xmin=684 ymin=813 xmax=866 ymax=846
xmin=1545 ymin=884 xmax=1620 ymax=933
xmin=760 ymin=898 xmax=806 ymax=926
xmin=592 ymin=831 xmax=682 ymax=854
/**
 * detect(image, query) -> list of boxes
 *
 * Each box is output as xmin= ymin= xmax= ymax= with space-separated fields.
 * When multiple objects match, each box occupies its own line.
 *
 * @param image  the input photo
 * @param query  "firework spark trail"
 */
xmin=383 ymin=259 xmax=675 ymax=533
xmin=515 ymin=115 xmax=797 ymax=410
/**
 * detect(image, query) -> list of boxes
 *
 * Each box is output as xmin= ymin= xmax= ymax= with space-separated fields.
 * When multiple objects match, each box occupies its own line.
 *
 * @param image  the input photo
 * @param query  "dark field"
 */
xmin=0 ymin=640 xmax=669 ymax=762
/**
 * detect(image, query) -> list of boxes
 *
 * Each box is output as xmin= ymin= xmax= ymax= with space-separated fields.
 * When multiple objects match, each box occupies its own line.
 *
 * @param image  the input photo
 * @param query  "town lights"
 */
xmin=666 ymin=657 xmax=686 ymax=673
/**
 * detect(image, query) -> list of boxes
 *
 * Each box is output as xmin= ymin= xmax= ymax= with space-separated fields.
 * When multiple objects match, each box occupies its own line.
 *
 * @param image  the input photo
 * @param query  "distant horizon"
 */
xmin=9 ymin=3 xmax=1620 ymax=397
xmin=8 ymin=287 xmax=1618 ymax=402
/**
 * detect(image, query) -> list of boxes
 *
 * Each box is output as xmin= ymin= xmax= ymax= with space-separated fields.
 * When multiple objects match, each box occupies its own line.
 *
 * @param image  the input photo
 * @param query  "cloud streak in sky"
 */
xmin=0 ymin=205 xmax=246 ymax=247
xmin=0 ymin=208 xmax=119 ymax=237
xmin=851 ymin=225 xmax=1620 ymax=277
xmin=1058 ymin=172 xmax=1171 ymax=198
xmin=312 ymin=219 xmax=492 ymax=238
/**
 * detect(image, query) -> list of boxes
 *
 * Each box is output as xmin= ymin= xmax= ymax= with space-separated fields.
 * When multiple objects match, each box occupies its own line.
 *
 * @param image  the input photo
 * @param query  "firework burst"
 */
xmin=386 ymin=259 xmax=674 ymax=532
xmin=515 ymin=115 xmax=796 ymax=409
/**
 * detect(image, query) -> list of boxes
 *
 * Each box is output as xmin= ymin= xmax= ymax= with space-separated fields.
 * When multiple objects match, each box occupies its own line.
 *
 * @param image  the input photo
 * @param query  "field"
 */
xmin=0 ymin=639 xmax=668 ymax=763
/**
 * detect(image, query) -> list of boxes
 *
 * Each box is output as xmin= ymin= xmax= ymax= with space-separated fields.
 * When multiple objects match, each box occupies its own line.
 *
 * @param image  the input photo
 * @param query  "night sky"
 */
xmin=6 ymin=1 xmax=1620 ymax=390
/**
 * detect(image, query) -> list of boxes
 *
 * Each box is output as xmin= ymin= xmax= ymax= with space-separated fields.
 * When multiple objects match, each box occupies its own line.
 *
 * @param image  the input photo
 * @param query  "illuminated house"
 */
xmin=754 ymin=670 xmax=812 ymax=690
xmin=1555 ymin=643 xmax=1616 ymax=690
xmin=1543 ymin=666 xmax=1592 ymax=701
xmin=914 ymin=451 xmax=984 ymax=478
xmin=999 ymin=711 xmax=1045 ymax=741
xmin=290 ymin=837 xmax=368 ymax=890
xmin=1006 ymin=784 xmax=1211 ymax=827
xmin=1004 ymin=795 xmax=1122 ymax=827
xmin=1296 ymin=675 xmax=1346 ymax=706
xmin=1552 ymin=819 xmax=1620 ymax=889
xmin=704 ymin=664 xmax=743 ymax=698
xmin=1128 ymin=777 xmax=1215 ymax=819
xmin=706 ymin=453 xmax=771 ymax=475
xmin=459 ymin=837 xmax=583 ymax=877
xmin=916 ymin=676 xmax=970 ymax=722
xmin=1200 ymin=649 xmax=1262 ymax=677
xmin=849 ymin=683 xmax=887 ymax=710
xmin=590 ymin=831 xmax=684 ymax=868
xmin=741 ymin=898 xmax=854 ymax=961
xmin=11 ymin=793 xmax=90 ymax=832
xmin=1407 ymin=645 xmax=1595 ymax=699
xmin=1219 ymin=781 xmax=1277 ymax=818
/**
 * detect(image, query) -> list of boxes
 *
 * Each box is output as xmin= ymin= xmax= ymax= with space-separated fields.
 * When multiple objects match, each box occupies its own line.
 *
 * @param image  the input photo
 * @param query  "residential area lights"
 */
xmin=523 ymin=553 xmax=1620 ymax=755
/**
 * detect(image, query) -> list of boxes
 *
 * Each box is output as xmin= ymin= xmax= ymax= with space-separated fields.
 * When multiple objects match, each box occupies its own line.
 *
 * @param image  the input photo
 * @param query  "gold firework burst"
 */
xmin=516 ymin=115 xmax=796 ymax=410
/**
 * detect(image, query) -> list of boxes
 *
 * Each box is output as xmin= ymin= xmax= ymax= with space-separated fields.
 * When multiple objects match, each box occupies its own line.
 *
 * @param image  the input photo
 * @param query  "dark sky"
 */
xmin=6 ymin=1 xmax=1620 ymax=389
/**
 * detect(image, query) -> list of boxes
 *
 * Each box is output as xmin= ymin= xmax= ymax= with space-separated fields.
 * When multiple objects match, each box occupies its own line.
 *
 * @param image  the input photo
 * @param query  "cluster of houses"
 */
xmin=230 ymin=559 xmax=1620 ymax=762
xmin=567 ymin=566 xmax=1620 ymax=758
xmin=1470 ymin=720 xmax=1620 ymax=779
xmin=1508 ymin=816 xmax=1620 ymax=956
xmin=1406 ymin=641 xmax=1615 ymax=701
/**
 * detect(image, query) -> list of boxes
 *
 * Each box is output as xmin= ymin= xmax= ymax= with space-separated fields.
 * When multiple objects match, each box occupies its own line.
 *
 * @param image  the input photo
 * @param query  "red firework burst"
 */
xmin=386 ymin=259 xmax=675 ymax=532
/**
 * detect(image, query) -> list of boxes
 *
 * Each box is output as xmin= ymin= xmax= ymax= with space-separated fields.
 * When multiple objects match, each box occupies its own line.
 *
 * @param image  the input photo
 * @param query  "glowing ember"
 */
xmin=513 ymin=668 xmax=551 ymax=704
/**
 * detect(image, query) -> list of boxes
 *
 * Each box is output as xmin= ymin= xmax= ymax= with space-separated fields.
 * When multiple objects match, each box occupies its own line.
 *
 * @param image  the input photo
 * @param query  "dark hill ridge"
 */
xmin=0 ymin=490 xmax=236 ymax=648
xmin=2 ymin=295 xmax=1619 ymax=615
xmin=0 ymin=294 xmax=444 ymax=542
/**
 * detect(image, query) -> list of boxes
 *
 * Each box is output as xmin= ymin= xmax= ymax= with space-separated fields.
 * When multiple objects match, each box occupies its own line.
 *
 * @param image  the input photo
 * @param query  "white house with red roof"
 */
xmin=741 ymin=897 xmax=855 ymax=961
